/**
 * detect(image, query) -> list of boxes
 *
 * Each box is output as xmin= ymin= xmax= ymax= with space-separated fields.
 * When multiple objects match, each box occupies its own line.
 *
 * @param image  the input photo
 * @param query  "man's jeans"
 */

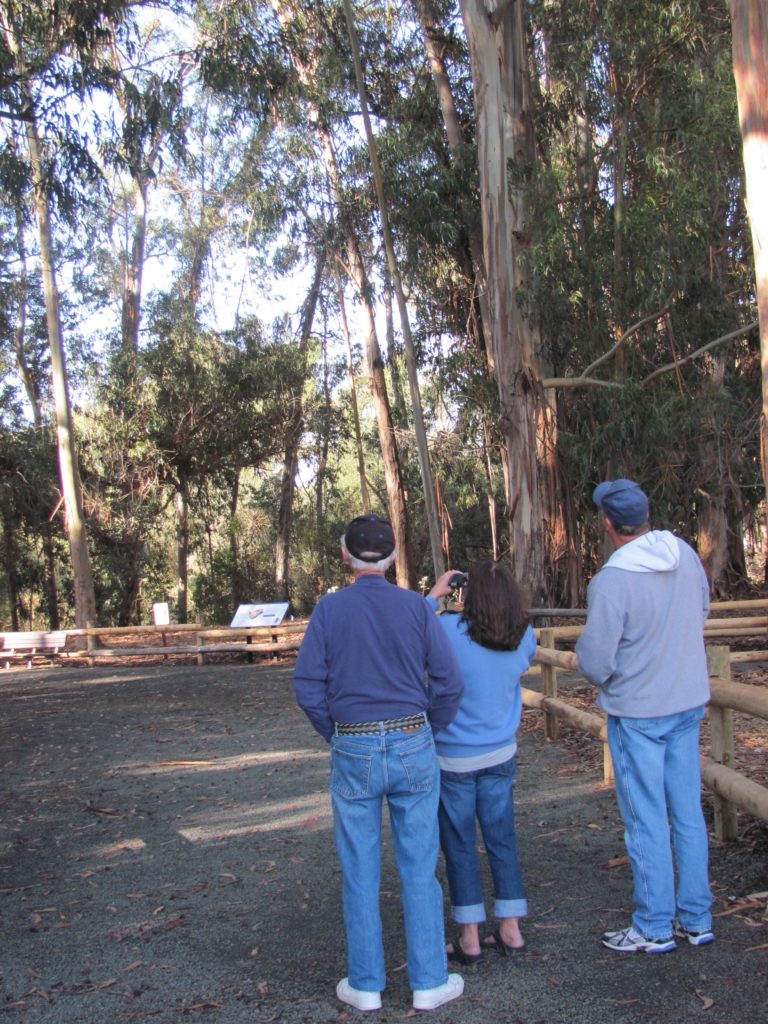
xmin=607 ymin=706 xmax=712 ymax=939
xmin=330 ymin=724 xmax=448 ymax=992
xmin=438 ymin=756 xmax=527 ymax=923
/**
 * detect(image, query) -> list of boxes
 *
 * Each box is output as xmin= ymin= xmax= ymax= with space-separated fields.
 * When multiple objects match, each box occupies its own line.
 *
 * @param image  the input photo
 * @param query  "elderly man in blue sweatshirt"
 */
xmin=575 ymin=479 xmax=714 ymax=954
xmin=293 ymin=515 xmax=464 ymax=1013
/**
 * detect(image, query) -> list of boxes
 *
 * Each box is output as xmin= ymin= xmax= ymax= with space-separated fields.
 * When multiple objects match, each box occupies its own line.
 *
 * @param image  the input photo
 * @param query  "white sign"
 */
xmin=152 ymin=602 xmax=170 ymax=626
xmin=229 ymin=602 xmax=290 ymax=628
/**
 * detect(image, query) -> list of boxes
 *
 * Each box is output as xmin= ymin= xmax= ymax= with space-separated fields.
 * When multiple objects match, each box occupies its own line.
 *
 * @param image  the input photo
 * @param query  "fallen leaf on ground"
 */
xmin=695 ymin=990 xmax=714 ymax=1010
xmin=600 ymin=856 xmax=630 ymax=870
xmin=84 ymin=801 xmax=120 ymax=816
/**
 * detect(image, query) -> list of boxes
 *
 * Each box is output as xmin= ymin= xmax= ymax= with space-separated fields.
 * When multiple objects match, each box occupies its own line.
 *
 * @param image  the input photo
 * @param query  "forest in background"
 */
xmin=0 ymin=0 xmax=766 ymax=629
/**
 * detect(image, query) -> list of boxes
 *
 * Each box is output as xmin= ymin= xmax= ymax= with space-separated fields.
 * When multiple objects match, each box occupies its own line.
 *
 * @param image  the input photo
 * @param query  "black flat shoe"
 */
xmin=447 ymin=934 xmax=485 ymax=965
xmin=485 ymin=929 xmax=526 ymax=958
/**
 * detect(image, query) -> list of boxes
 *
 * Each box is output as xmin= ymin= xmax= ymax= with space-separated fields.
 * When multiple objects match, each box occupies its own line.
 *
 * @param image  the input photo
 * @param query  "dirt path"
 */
xmin=1 ymin=661 xmax=767 ymax=1024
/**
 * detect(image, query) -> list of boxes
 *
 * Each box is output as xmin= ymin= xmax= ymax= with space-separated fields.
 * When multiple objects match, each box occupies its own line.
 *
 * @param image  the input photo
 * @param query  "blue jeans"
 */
xmin=438 ymin=756 xmax=527 ymax=924
xmin=330 ymin=724 xmax=448 ymax=992
xmin=607 ymin=706 xmax=712 ymax=939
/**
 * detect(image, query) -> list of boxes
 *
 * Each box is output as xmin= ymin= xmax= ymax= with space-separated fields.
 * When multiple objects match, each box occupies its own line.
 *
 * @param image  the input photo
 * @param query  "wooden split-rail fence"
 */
xmin=2 ymin=599 xmax=768 ymax=839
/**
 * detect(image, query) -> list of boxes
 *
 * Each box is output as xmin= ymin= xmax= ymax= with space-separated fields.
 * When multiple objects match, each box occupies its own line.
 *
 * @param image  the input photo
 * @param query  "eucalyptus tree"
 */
xmin=0 ymin=0 xmax=142 ymax=627
xmin=274 ymin=248 xmax=325 ymax=601
xmin=263 ymin=0 xmax=416 ymax=586
xmin=343 ymin=0 xmax=445 ymax=578
xmin=528 ymin=0 xmax=758 ymax=596
xmin=728 ymin=0 xmax=768 ymax=504
xmin=101 ymin=11 xmax=193 ymax=381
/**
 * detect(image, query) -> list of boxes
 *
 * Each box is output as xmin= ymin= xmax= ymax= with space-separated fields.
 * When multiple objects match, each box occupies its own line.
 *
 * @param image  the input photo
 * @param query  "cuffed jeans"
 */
xmin=330 ymin=724 xmax=448 ymax=992
xmin=607 ymin=706 xmax=712 ymax=939
xmin=438 ymin=756 xmax=527 ymax=924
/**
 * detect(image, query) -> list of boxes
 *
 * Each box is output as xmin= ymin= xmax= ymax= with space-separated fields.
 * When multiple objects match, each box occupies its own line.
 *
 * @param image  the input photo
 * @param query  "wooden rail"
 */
xmin=0 ymin=622 xmax=309 ymax=668
xmin=526 ymin=642 xmax=768 ymax=841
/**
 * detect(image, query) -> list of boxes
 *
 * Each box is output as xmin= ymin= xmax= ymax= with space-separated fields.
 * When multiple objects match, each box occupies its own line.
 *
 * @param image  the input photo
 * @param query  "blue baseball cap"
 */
xmin=592 ymin=479 xmax=649 ymax=528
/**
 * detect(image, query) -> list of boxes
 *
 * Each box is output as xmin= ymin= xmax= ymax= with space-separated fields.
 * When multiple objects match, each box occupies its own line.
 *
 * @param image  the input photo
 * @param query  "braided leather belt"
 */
xmin=335 ymin=712 xmax=428 ymax=736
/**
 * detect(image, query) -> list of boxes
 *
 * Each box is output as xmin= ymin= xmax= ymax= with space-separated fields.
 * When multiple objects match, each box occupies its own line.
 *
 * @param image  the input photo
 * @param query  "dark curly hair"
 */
xmin=461 ymin=559 xmax=529 ymax=651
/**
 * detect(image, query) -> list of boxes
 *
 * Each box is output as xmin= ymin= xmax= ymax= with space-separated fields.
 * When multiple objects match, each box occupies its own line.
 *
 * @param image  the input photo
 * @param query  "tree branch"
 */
xmin=541 ymin=376 xmax=623 ymax=390
xmin=641 ymin=321 xmax=759 ymax=386
xmin=581 ymin=302 xmax=671 ymax=378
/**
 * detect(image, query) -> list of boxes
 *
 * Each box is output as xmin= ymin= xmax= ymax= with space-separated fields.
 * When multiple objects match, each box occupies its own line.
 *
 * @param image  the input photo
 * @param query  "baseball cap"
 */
xmin=344 ymin=515 xmax=396 ymax=562
xmin=592 ymin=479 xmax=649 ymax=528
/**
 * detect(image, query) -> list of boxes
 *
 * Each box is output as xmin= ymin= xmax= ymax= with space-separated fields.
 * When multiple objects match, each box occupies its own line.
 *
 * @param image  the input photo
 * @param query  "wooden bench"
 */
xmin=2 ymin=631 xmax=70 ymax=669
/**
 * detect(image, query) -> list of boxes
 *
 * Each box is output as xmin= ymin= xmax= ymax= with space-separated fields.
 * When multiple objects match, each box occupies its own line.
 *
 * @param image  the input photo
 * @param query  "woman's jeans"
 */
xmin=330 ymin=724 xmax=448 ymax=993
xmin=607 ymin=706 xmax=712 ymax=939
xmin=438 ymin=756 xmax=527 ymax=924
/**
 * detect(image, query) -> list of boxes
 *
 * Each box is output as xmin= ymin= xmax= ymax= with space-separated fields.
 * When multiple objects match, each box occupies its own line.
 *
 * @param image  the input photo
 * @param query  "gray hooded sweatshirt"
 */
xmin=575 ymin=530 xmax=710 ymax=718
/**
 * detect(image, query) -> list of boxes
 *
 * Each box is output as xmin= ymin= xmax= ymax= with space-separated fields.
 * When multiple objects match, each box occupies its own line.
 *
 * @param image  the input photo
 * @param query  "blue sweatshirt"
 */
xmin=426 ymin=599 xmax=537 ymax=769
xmin=293 ymin=574 xmax=464 ymax=741
xmin=575 ymin=531 xmax=710 ymax=717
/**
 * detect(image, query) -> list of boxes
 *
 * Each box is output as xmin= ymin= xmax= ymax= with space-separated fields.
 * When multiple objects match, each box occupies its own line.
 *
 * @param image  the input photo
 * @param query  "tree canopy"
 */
xmin=0 ymin=0 xmax=763 ymax=626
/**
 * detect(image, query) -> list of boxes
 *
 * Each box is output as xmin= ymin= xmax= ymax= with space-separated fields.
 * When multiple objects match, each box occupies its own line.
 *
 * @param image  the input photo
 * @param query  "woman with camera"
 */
xmin=427 ymin=560 xmax=536 ymax=965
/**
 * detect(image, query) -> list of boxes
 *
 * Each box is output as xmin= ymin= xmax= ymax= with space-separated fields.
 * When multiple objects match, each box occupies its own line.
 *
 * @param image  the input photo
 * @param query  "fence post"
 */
xmin=539 ymin=628 xmax=560 ymax=741
xmin=602 ymin=719 xmax=614 ymax=786
xmin=706 ymin=645 xmax=738 ymax=842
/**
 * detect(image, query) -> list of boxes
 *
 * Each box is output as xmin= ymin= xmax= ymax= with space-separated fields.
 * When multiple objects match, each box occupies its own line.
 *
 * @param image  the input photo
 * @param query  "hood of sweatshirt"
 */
xmin=604 ymin=529 xmax=680 ymax=574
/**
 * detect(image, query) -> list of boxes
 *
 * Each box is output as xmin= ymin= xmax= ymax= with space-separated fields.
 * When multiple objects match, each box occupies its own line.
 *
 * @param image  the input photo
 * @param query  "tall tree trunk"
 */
xmin=319 ymin=136 xmax=415 ymax=587
xmin=337 ymin=268 xmax=371 ymax=514
xmin=121 ymin=178 xmax=148 ymax=367
xmin=275 ymin=250 xmax=325 ymax=599
xmin=459 ymin=0 xmax=546 ymax=595
xmin=728 ymin=0 xmax=768 ymax=511
xmin=176 ymin=482 xmax=189 ymax=623
xmin=383 ymin=269 xmax=408 ymax=429
xmin=10 ymin=200 xmax=62 ymax=625
xmin=1 ymin=8 xmax=97 ymax=628
xmin=315 ymin=328 xmax=332 ymax=594
xmin=343 ymin=0 xmax=445 ymax=580
xmin=270 ymin=0 xmax=415 ymax=587
xmin=416 ymin=0 xmax=493 ymax=358
xmin=229 ymin=470 xmax=241 ymax=607
xmin=25 ymin=117 xmax=97 ymax=628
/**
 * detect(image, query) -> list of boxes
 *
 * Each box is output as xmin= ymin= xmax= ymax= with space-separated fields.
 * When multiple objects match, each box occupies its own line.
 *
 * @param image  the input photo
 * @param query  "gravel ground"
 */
xmin=1 ymin=660 xmax=767 ymax=1024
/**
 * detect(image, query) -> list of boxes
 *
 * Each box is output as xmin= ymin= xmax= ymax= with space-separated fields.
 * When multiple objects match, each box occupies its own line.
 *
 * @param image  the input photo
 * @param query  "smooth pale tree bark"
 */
xmin=728 ymin=0 xmax=768 ymax=504
xmin=415 ymin=0 xmax=492 ymax=356
xmin=315 ymin=328 xmax=333 ymax=592
xmin=275 ymin=250 xmax=325 ymax=599
xmin=1 ymin=9 xmax=97 ymax=628
xmin=10 ymin=208 xmax=62 ymax=628
xmin=342 ymin=0 xmax=445 ymax=580
xmin=26 ymin=119 xmax=98 ymax=628
xmin=459 ymin=0 xmax=546 ymax=592
xmin=336 ymin=266 xmax=372 ymax=515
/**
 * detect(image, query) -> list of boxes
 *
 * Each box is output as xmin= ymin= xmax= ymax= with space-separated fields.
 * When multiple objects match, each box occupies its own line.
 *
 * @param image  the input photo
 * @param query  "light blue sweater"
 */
xmin=575 ymin=531 xmax=710 ymax=717
xmin=426 ymin=600 xmax=537 ymax=769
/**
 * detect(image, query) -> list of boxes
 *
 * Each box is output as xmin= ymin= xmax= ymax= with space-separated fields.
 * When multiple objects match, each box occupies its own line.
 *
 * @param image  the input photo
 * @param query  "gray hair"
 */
xmin=611 ymin=520 xmax=650 ymax=538
xmin=340 ymin=533 xmax=397 ymax=573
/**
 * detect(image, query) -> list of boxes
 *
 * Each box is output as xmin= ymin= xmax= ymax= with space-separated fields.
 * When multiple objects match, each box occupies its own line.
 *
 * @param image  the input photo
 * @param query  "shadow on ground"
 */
xmin=1 ymin=662 xmax=767 ymax=1024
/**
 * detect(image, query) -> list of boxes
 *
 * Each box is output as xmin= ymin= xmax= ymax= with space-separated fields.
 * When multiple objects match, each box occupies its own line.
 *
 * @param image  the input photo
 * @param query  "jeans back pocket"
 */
xmin=330 ymin=744 xmax=374 ymax=799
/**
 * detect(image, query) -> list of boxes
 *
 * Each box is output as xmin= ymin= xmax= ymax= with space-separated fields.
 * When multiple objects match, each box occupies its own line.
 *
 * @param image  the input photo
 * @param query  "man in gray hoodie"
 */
xmin=575 ymin=479 xmax=714 ymax=953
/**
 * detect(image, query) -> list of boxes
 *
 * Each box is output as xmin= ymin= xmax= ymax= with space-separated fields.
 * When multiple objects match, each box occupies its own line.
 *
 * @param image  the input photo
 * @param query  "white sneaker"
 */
xmin=674 ymin=922 xmax=716 ymax=946
xmin=412 ymin=973 xmax=464 ymax=1011
xmin=601 ymin=925 xmax=676 ymax=953
xmin=336 ymin=977 xmax=382 ymax=1011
